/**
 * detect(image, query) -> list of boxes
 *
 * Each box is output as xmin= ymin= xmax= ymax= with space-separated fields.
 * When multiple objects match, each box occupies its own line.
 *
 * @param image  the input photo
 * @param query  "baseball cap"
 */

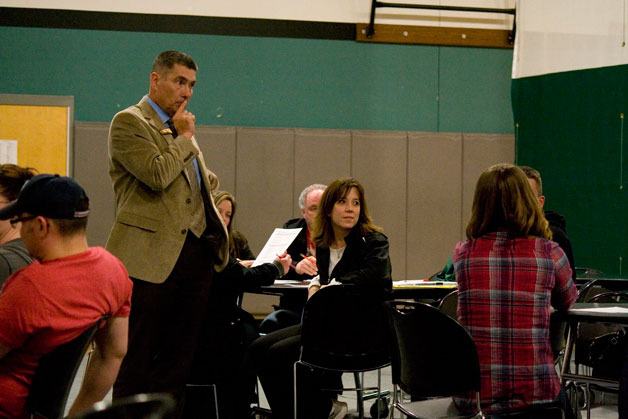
xmin=0 ymin=174 xmax=90 ymax=221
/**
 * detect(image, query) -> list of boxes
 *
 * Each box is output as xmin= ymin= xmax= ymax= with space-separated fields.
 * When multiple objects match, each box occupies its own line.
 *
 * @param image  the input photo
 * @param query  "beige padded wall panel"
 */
xmin=352 ymin=131 xmax=408 ymax=280
xmin=407 ymin=132 xmax=463 ymax=278
xmin=461 ymin=133 xmax=515 ymax=237
xmin=235 ymin=128 xmax=295 ymax=254
xmin=196 ymin=126 xmax=237 ymax=195
xmin=74 ymin=122 xmax=115 ymax=247
xmin=293 ymin=129 xmax=351 ymax=218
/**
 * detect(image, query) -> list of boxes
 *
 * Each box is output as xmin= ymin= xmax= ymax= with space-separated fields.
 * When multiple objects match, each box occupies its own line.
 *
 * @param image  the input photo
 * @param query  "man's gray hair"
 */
xmin=298 ymin=184 xmax=326 ymax=209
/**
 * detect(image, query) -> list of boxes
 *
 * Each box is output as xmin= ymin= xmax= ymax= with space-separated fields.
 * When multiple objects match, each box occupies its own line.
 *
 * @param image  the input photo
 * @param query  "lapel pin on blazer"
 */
xmin=159 ymin=128 xmax=173 ymax=135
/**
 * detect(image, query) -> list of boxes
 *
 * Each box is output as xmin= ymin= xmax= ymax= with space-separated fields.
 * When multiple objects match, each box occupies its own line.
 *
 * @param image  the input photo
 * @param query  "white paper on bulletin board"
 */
xmin=0 ymin=140 xmax=18 ymax=164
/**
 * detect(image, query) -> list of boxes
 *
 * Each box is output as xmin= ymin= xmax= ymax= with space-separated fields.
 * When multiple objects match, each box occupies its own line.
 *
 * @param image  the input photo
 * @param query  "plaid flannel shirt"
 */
xmin=453 ymin=231 xmax=577 ymax=414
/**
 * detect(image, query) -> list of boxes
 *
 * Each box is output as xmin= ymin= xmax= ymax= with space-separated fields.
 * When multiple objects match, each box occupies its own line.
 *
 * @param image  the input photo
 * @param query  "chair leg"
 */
xmin=354 ymin=371 xmax=364 ymax=418
xmin=388 ymin=384 xmax=398 ymax=419
xmin=184 ymin=383 xmax=219 ymax=418
xmin=211 ymin=384 xmax=220 ymax=419
xmin=372 ymin=368 xmax=381 ymax=419
xmin=585 ymin=382 xmax=591 ymax=419
xmin=293 ymin=362 xmax=298 ymax=419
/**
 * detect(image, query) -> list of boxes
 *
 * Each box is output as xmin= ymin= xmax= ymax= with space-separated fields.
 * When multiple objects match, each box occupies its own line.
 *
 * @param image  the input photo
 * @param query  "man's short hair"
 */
xmin=152 ymin=50 xmax=198 ymax=74
xmin=53 ymin=218 xmax=88 ymax=236
xmin=519 ymin=165 xmax=543 ymax=196
xmin=298 ymin=184 xmax=326 ymax=210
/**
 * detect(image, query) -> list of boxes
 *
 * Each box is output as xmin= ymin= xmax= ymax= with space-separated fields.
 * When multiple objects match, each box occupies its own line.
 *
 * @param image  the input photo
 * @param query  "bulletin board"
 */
xmin=0 ymin=94 xmax=73 ymax=176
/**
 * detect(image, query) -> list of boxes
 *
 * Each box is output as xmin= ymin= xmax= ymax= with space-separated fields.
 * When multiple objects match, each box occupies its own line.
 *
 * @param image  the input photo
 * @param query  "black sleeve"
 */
xmin=336 ymin=232 xmax=392 ymax=294
xmin=219 ymin=257 xmax=282 ymax=293
xmin=283 ymin=229 xmax=312 ymax=282
xmin=550 ymin=226 xmax=576 ymax=281
xmin=241 ymin=262 xmax=282 ymax=290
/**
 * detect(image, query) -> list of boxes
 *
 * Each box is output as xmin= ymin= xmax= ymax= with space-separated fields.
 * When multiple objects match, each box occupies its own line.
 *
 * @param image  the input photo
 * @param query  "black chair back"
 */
xmin=300 ymin=285 xmax=390 ymax=371
xmin=27 ymin=322 xmax=100 ymax=419
xmin=74 ymin=393 xmax=176 ymax=419
xmin=578 ymin=278 xmax=628 ymax=303
xmin=574 ymin=266 xmax=604 ymax=281
xmin=575 ymin=279 xmax=628 ymax=368
xmin=386 ymin=301 xmax=480 ymax=398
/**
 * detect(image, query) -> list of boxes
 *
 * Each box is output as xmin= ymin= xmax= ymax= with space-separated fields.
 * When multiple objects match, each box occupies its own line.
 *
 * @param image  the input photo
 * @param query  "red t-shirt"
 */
xmin=0 ymin=247 xmax=132 ymax=418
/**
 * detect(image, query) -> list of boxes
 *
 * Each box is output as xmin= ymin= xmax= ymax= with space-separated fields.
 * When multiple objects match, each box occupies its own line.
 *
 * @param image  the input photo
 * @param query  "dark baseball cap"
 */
xmin=0 ymin=174 xmax=90 ymax=221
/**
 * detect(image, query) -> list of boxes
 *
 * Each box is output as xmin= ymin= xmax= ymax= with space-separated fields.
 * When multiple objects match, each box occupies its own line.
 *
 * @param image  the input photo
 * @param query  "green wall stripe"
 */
xmin=0 ymin=26 xmax=513 ymax=132
xmin=513 ymin=63 xmax=628 ymax=276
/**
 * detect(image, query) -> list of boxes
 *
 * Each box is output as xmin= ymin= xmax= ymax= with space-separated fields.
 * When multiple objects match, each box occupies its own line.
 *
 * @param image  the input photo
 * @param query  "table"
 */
xmin=560 ymin=303 xmax=628 ymax=389
xmin=257 ymin=279 xmax=457 ymax=309
xmin=390 ymin=279 xmax=457 ymax=301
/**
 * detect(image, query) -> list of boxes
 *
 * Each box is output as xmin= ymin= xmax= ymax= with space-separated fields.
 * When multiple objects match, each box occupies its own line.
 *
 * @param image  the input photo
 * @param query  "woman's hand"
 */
xmin=295 ymin=255 xmax=317 ymax=276
xmin=237 ymin=259 xmax=254 ymax=268
xmin=307 ymin=283 xmax=321 ymax=300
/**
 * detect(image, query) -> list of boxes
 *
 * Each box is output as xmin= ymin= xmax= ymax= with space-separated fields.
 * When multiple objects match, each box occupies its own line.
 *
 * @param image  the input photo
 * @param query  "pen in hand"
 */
xmin=288 ymin=254 xmax=313 ymax=270
xmin=296 ymin=253 xmax=318 ymax=276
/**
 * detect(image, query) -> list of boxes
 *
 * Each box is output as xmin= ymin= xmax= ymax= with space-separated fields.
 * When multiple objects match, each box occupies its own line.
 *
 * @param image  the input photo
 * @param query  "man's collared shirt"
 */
xmin=145 ymin=95 xmax=201 ymax=186
xmin=146 ymin=95 xmax=170 ymax=124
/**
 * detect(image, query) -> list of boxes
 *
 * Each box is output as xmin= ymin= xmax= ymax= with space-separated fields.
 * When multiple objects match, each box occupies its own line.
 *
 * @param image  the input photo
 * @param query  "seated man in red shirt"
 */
xmin=0 ymin=174 xmax=133 ymax=417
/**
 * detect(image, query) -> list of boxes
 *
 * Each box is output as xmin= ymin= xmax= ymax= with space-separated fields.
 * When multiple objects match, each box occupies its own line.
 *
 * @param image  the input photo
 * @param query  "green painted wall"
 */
xmin=513 ymin=64 xmax=628 ymax=276
xmin=0 ymin=26 xmax=513 ymax=132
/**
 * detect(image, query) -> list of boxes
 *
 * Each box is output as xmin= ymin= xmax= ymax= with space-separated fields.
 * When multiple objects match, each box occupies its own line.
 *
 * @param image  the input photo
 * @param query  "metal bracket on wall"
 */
xmin=366 ymin=2 xmax=517 ymax=45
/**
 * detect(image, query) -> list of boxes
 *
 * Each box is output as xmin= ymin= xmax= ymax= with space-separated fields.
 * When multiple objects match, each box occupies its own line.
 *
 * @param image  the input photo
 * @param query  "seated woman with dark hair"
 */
xmin=0 ymin=164 xmax=37 ymax=288
xmin=241 ymin=177 xmax=392 ymax=419
xmin=453 ymin=164 xmax=577 ymax=416
xmin=214 ymin=190 xmax=255 ymax=262
xmin=186 ymin=191 xmax=291 ymax=419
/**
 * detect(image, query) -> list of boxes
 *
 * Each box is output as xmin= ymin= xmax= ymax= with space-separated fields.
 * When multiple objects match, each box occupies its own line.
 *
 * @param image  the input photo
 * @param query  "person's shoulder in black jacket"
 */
xmin=282 ymin=217 xmax=309 ymax=281
xmin=520 ymin=165 xmax=576 ymax=280
xmin=545 ymin=210 xmax=576 ymax=280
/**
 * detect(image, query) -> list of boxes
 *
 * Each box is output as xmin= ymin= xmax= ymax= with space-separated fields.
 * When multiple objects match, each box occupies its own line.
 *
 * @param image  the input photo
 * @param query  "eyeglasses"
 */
xmin=9 ymin=215 xmax=36 ymax=226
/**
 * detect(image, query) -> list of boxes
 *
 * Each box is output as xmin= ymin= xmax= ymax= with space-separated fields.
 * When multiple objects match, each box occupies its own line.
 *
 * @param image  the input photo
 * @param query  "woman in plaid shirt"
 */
xmin=453 ymin=163 xmax=578 ymax=415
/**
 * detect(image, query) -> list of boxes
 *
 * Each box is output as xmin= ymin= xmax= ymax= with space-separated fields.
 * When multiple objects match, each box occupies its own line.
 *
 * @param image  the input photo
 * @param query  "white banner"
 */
xmin=3 ymin=0 xmax=514 ymax=28
xmin=513 ymin=0 xmax=628 ymax=79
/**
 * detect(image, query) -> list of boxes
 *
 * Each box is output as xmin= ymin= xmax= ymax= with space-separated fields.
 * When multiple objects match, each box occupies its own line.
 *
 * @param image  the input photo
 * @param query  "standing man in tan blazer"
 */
xmin=106 ymin=50 xmax=229 ymax=412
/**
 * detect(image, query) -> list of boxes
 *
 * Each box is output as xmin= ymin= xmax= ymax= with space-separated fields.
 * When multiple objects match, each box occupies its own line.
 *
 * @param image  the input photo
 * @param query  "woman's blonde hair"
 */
xmin=465 ymin=163 xmax=551 ymax=240
xmin=314 ymin=177 xmax=381 ymax=247
xmin=213 ymin=190 xmax=238 ymax=257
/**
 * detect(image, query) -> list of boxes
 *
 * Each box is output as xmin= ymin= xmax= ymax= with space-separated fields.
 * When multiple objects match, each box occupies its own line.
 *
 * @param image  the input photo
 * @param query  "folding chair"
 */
xmin=386 ymin=301 xmax=483 ymax=419
xmin=571 ymin=280 xmax=628 ymax=418
xmin=27 ymin=321 xmax=101 ymax=419
xmin=577 ymin=279 xmax=628 ymax=304
xmin=573 ymin=267 xmax=604 ymax=283
xmin=294 ymin=285 xmax=391 ymax=419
